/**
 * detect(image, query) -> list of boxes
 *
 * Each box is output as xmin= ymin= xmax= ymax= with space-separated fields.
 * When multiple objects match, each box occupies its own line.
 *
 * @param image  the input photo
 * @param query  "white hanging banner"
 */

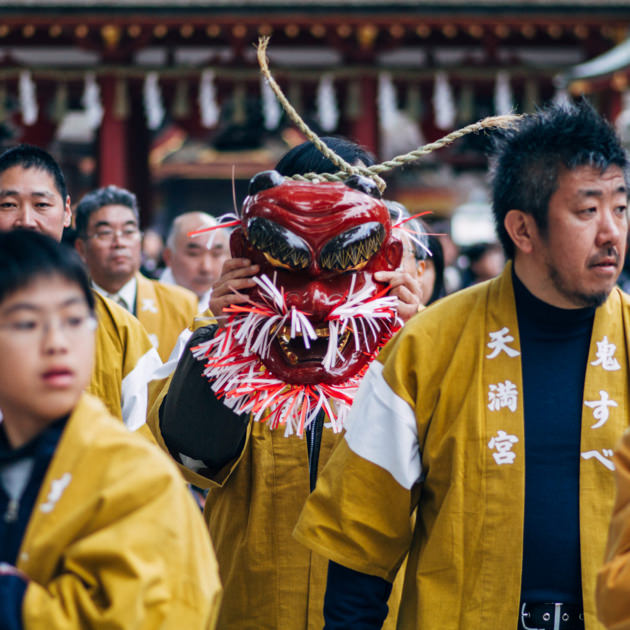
xmin=261 ymin=75 xmax=282 ymax=130
xmin=19 ymin=71 xmax=38 ymax=126
xmin=317 ymin=73 xmax=338 ymax=132
xmin=433 ymin=71 xmax=455 ymax=130
xmin=378 ymin=72 xmax=397 ymax=130
xmin=143 ymin=72 xmax=165 ymax=130
xmin=199 ymin=70 xmax=220 ymax=128
xmin=82 ymin=72 xmax=104 ymax=130
xmin=494 ymin=71 xmax=513 ymax=116
xmin=553 ymin=85 xmax=571 ymax=107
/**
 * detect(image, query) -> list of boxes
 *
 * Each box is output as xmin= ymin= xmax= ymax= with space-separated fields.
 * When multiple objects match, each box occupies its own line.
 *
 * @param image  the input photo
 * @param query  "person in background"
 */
xmin=597 ymin=428 xmax=630 ymax=629
xmin=140 ymin=227 xmax=165 ymax=280
xmin=0 ymin=229 xmax=222 ymax=630
xmin=385 ymin=200 xmax=430 ymax=310
xmin=74 ymin=185 xmax=198 ymax=362
xmin=146 ymin=136 xmax=418 ymax=630
xmin=460 ymin=241 xmax=506 ymax=287
xmin=419 ymin=233 xmax=446 ymax=306
xmin=162 ymin=212 xmax=231 ymax=312
xmin=0 ymin=144 xmax=161 ymax=430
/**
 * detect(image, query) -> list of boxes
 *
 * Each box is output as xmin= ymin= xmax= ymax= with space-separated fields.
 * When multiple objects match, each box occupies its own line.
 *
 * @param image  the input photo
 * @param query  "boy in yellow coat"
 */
xmin=0 ymin=230 xmax=221 ymax=629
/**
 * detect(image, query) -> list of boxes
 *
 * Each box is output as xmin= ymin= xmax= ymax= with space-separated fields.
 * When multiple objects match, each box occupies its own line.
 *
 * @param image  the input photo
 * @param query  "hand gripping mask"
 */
xmin=192 ymin=170 xmax=403 ymax=435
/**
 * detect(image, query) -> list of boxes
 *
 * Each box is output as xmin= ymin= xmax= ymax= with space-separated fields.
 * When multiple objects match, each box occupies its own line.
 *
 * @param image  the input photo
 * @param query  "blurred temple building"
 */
xmin=0 ymin=0 xmax=629 ymax=234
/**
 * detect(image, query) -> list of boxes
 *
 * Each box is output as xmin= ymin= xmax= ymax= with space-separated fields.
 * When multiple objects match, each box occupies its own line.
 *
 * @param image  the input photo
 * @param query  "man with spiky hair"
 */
xmin=0 ymin=145 xmax=162 ymax=429
xmin=295 ymin=101 xmax=630 ymax=630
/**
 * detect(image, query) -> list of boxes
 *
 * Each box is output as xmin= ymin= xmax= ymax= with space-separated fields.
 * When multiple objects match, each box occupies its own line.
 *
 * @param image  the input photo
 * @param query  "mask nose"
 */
xmin=285 ymin=282 xmax=333 ymax=322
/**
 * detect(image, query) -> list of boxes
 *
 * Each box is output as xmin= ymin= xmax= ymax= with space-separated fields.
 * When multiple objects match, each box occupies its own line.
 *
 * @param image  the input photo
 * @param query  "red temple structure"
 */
xmin=0 ymin=0 xmax=628 ymax=226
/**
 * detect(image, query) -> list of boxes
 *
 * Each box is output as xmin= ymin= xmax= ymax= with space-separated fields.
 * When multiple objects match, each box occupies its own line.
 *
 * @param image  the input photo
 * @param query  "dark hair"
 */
xmin=0 ymin=144 xmax=67 ymax=201
xmin=75 ymin=185 xmax=139 ymax=238
xmin=490 ymin=99 xmax=628 ymax=258
xmin=275 ymin=136 xmax=375 ymax=176
xmin=426 ymin=234 xmax=445 ymax=305
xmin=0 ymin=229 xmax=94 ymax=310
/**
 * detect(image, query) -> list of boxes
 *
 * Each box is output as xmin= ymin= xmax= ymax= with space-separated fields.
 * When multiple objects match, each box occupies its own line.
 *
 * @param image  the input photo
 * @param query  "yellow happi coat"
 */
xmin=135 ymin=273 xmax=198 ymax=362
xmin=295 ymin=263 xmax=630 ymax=630
xmin=147 ymin=330 xmax=403 ymax=630
xmin=16 ymin=392 xmax=222 ymax=629
xmin=89 ymin=291 xmax=162 ymax=429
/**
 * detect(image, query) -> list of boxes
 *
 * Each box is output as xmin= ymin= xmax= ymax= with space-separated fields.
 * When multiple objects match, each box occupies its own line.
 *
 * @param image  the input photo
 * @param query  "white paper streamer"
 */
xmin=199 ymin=70 xmax=220 ymax=128
xmin=19 ymin=71 xmax=38 ymax=126
xmin=433 ymin=71 xmax=455 ymax=130
xmin=494 ymin=71 xmax=513 ymax=116
xmin=317 ymin=73 xmax=338 ymax=132
xmin=553 ymin=86 xmax=571 ymax=107
xmin=82 ymin=72 xmax=104 ymax=130
xmin=143 ymin=72 xmax=165 ymax=130
xmin=378 ymin=72 xmax=398 ymax=130
xmin=261 ymin=76 xmax=282 ymax=130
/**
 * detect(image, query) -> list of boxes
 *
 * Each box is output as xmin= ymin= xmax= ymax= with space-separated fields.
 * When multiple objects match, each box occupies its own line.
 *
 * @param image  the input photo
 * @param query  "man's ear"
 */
xmin=504 ymin=210 xmax=536 ymax=255
xmin=416 ymin=259 xmax=426 ymax=278
xmin=162 ymin=247 xmax=172 ymax=267
xmin=63 ymin=195 xmax=72 ymax=229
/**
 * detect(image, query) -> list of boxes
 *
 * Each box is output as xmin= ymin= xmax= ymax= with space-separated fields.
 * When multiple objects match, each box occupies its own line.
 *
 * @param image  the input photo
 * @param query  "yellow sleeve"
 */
xmin=295 ymin=325 xmax=426 ymax=582
xmin=22 ymin=439 xmax=222 ymax=630
xmin=597 ymin=429 xmax=630 ymax=630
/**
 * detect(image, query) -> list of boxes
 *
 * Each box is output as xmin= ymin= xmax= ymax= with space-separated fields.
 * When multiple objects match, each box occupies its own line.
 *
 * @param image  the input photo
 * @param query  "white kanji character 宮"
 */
xmin=488 ymin=430 xmax=519 ymax=464
xmin=585 ymin=390 xmax=618 ymax=429
xmin=590 ymin=336 xmax=621 ymax=371
xmin=486 ymin=327 xmax=520 ymax=359
xmin=488 ymin=380 xmax=518 ymax=412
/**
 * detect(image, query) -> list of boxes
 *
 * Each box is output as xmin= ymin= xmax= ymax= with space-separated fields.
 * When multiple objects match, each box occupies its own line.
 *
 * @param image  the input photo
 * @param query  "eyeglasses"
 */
xmin=87 ymin=227 xmax=142 ymax=244
xmin=0 ymin=313 xmax=97 ymax=342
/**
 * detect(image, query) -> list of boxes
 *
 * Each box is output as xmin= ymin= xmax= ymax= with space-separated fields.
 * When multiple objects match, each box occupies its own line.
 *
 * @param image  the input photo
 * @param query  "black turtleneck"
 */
xmin=513 ymin=269 xmax=595 ymax=606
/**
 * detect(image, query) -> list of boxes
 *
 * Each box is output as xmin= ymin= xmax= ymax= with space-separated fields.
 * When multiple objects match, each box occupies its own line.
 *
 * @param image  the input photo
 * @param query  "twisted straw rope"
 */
xmin=257 ymin=37 xmax=522 ymax=193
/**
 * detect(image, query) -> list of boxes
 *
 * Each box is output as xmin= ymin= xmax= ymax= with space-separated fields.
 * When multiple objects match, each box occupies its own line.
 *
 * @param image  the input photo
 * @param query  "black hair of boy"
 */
xmin=0 ymin=144 xmax=67 ymax=201
xmin=0 ymin=229 xmax=94 ymax=310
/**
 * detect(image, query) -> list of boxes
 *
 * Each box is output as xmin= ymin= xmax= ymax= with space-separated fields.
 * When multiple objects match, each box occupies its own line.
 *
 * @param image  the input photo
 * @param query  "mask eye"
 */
xmin=319 ymin=222 xmax=385 ymax=272
xmin=247 ymin=217 xmax=311 ymax=271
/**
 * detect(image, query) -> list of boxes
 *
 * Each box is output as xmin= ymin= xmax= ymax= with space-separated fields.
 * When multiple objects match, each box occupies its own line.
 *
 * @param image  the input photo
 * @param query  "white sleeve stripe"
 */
xmin=345 ymin=361 xmax=421 ymax=490
xmin=151 ymin=327 xmax=193 ymax=381
xmin=121 ymin=347 xmax=163 ymax=431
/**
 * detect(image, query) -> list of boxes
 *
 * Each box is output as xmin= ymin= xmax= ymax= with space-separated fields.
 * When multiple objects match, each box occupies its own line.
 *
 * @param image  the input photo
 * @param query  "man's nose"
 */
xmin=42 ymin=319 xmax=69 ymax=355
xmin=14 ymin=206 xmax=37 ymax=229
xmin=597 ymin=207 xmax=624 ymax=246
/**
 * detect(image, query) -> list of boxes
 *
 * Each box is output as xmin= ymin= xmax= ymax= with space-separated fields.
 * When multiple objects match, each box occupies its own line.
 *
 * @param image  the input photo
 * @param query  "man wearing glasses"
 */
xmin=75 ymin=186 xmax=198 ymax=362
